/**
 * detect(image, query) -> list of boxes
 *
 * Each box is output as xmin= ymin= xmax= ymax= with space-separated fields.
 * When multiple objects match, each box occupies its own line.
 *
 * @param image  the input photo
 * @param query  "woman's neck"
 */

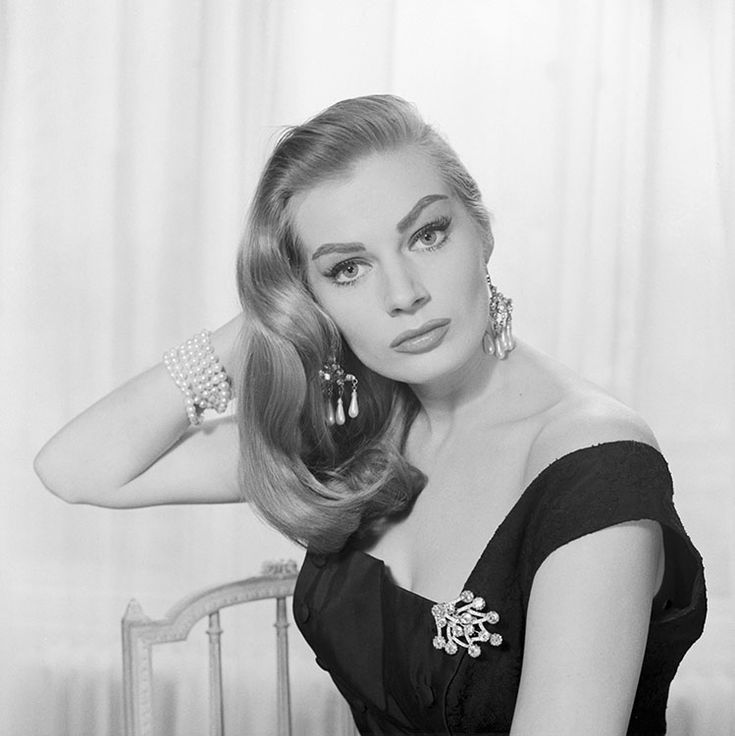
xmin=408 ymin=345 xmax=505 ymax=439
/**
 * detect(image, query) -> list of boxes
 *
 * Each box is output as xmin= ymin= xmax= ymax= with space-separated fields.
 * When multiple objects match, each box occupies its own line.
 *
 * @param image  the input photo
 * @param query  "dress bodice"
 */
xmin=294 ymin=441 xmax=707 ymax=735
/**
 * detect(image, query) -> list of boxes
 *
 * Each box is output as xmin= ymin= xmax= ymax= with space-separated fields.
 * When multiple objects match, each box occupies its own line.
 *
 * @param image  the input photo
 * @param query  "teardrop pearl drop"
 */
xmin=336 ymin=397 xmax=346 ymax=425
xmin=500 ymin=326 xmax=512 ymax=351
xmin=325 ymin=398 xmax=335 ymax=426
xmin=348 ymin=388 xmax=359 ymax=418
xmin=482 ymin=331 xmax=494 ymax=355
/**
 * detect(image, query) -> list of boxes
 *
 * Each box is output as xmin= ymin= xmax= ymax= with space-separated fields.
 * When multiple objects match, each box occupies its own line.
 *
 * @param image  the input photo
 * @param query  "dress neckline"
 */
xmin=351 ymin=440 xmax=662 ymax=605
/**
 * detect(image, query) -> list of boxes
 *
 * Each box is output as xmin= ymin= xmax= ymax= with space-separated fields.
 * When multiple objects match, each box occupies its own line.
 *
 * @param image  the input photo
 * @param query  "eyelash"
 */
xmin=325 ymin=215 xmax=453 ymax=287
xmin=409 ymin=216 xmax=452 ymax=250
xmin=326 ymin=259 xmax=364 ymax=287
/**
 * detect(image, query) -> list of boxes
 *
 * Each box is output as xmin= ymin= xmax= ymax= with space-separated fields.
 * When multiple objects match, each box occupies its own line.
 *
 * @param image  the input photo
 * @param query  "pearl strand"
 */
xmin=163 ymin=329 xmax=233 ymax=426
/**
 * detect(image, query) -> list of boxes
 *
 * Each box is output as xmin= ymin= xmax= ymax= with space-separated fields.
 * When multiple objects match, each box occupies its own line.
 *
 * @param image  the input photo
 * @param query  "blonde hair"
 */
xmin=236 ymin=95 xmax=491 ymax=553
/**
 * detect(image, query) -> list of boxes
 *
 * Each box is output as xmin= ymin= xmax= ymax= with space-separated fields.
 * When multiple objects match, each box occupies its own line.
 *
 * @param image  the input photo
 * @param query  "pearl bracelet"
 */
xmin=163 ymin=329 xmax=233 ymax=426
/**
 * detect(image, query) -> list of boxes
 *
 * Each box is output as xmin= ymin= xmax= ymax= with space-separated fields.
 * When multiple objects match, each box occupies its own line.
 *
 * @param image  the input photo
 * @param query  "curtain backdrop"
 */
xmin=1 ymin=1 xmax=733 ymax=733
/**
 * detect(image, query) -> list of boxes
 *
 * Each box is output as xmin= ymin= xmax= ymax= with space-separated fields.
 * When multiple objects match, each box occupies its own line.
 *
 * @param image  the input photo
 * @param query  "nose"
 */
xmin=382 ymin=258 xmax=430 ymax=316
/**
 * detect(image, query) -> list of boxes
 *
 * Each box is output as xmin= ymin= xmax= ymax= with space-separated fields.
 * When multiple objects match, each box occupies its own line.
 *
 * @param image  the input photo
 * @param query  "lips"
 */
xmin=390 ymin=318 xmax=451 ymax=352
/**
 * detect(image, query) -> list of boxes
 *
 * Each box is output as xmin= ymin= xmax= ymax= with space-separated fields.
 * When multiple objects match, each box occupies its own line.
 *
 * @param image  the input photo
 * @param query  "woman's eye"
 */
xmin=419 ymin=229 xmax=441 ymax=246
xmin=327 ymin=259 xmax=370 ymax=285
xmin=411 ymin=216 xmax=451 ymax=251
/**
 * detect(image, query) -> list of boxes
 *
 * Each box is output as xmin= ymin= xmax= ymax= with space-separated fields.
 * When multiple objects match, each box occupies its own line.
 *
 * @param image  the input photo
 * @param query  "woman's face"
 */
xmin=291 ymin=147 xmax=490 ymax=388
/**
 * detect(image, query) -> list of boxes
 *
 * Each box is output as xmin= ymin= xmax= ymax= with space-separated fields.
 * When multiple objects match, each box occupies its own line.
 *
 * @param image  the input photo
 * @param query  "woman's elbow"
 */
xmin=33 ymin=445 xmax=89 ymax=504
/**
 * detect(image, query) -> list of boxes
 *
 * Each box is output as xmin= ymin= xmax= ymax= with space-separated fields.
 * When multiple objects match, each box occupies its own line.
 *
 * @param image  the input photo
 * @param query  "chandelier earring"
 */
xmin=319 ymin=357 xmax=359 ymax=426
xmin=482 ymin=274 xmax=515 ymax=360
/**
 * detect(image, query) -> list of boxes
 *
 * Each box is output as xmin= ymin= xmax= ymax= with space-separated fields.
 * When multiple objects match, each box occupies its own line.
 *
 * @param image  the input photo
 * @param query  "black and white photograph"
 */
xmin=2 ymin=1 xmax=733 ymax=734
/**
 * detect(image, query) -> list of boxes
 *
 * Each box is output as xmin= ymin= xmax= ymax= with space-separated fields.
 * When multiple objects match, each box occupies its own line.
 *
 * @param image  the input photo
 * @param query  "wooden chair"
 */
xmin=122 ymin=560 xmax=300 ymax=736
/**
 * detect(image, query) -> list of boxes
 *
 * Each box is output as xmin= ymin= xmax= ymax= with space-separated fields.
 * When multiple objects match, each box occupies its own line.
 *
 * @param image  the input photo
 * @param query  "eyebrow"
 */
xmin=310 ymin=194 xmax=449 ymax=261
xmin=311 ymin=241 xmax=367 ymax=261
xmin=395 ymin=194 xmax=449 ymax=233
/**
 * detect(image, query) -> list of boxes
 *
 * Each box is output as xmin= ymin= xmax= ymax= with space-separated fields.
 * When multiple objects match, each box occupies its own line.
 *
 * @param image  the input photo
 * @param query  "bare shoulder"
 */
xmin=522 ymin=374 xmax=658 ymax=488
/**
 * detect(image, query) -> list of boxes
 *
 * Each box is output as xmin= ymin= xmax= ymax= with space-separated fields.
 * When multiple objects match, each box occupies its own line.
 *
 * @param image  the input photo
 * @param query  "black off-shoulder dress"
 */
xmin=294 ymin=441 xmax=707 ymax=735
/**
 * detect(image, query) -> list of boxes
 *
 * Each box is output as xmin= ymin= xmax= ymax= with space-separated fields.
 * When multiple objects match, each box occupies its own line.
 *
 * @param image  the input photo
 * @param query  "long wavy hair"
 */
xmin=236 ymin=95 xmax=492 ymax=554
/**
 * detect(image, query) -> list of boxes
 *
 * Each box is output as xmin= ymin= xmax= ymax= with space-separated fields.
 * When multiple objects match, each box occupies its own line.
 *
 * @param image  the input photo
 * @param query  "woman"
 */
xmin=35 ymin=95 xmax=705 ymax=735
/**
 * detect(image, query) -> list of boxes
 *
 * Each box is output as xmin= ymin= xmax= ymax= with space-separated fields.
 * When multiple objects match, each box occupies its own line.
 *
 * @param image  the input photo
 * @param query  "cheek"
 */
xmin=323 ymin=301 xmax=391 ymax=373
xmin=314 ymin=291 xmax=375 ymax=349
xmin=441 ymin=248 xmax=486 ymax=310
xmin=444 ymin=259 xmax=490 ymax=342
xmin=464 ymin=278 xmax=491 ymax=334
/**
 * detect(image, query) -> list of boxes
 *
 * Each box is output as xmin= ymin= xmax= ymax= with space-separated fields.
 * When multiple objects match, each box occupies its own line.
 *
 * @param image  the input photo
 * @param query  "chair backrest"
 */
xmin=122 ymin=560 xmax=299 ymax=736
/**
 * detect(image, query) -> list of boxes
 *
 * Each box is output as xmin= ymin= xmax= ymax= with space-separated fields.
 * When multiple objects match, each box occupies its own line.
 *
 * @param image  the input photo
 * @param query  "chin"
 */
xmin=377 ymin=349 xmax=479 ymax=387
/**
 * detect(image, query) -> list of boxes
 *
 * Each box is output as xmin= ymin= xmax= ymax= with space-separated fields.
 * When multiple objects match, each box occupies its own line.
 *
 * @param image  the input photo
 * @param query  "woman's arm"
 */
xmin=509 ymin=519 xmax=664 ymax=736
xmin=34 ymin=315 xmax=246 ymax=507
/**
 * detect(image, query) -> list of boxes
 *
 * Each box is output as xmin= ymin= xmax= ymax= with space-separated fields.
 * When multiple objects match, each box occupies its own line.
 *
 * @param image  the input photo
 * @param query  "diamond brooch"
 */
xmin=431 ymin=590 xmax=502 ymax=658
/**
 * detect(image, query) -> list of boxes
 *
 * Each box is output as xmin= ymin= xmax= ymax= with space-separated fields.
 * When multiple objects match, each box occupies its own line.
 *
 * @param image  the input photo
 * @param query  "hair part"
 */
xmin=236 ymin=94 xmax=490 ymax=553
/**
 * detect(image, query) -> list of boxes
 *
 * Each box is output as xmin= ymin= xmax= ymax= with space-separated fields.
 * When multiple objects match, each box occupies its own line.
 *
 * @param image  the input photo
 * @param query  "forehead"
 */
xmin=290 ymin=148 xmax=450 ymax=247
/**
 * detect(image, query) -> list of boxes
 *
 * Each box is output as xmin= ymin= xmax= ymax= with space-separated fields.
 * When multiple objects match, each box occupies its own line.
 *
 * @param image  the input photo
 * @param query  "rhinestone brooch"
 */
xmin=431 ymin=590 xmax=502 ymax=658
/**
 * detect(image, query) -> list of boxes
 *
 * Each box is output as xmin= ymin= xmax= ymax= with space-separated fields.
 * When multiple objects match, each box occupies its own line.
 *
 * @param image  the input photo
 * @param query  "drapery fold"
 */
xmin=2 ymin=1 xmax=732 ymax=733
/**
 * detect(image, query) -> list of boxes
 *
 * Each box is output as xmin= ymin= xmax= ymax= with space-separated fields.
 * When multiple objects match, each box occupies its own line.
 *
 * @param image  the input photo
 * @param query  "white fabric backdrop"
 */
xmin=1 ymin=1 xmax=733 ymax=733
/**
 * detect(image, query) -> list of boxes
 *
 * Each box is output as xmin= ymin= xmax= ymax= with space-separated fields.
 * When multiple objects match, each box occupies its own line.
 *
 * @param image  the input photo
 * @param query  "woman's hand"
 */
xmin=34 ymin=314 xmax=247 ymax=507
